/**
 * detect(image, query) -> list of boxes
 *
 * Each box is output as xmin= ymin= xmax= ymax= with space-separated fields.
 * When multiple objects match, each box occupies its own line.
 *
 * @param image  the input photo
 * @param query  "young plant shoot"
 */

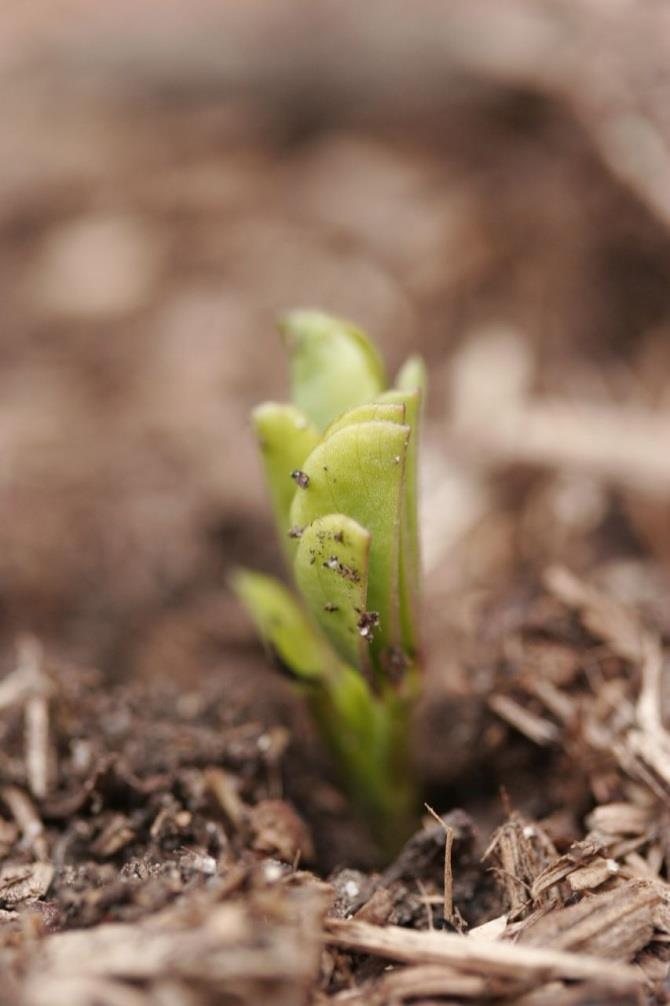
xmin=233 ymin=310 xmax=425 ymax=850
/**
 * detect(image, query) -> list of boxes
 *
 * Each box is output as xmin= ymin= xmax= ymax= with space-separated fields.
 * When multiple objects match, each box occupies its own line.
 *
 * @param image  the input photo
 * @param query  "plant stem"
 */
xmin=310 ymin=667 xmax=418 ymax=858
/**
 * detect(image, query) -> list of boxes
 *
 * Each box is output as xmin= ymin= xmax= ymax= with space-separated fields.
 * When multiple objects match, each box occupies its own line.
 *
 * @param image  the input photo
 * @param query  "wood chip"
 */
xmin=520 ymin=880 xmax=660 ymax=960
xmin=566 ymin=857 xmax=620 ymax=892
xmin=526 ymin=677 xmax=576 ymax=724
xmin=324 ymin=918 xmax=643 ymax=990
xmin=489 ymin=694 xmax=561 ymax=746
xmin=636 ymin=634 xmax=666 ymax=735
xmin=0 ymin=862 xmax=54 ymax=906
xmin=205 ymin=767 xmax=249 ymax=828
xmin=585 ymin=802 xmax=652 ymax=837
xmin=626 ymin=728 xmax=670 ymax=794
xmin=543 ymin=566 xmax=646 ymax=663
xmin=654 ymin=895 xmax=670 ymax=935
xmin=248 ymin=799 xmax=314 ymax=863
xmin=0 ymin=637 xmax=50 ymax=712
xmin=1 ymin=786 xmax=48 ymax=860
xmin=376 ymin=963 xmax=489 ymax=1001
xmin=531 ymin=839 xmax=608 ymax=899
xmin=468 ymin=913 xmax=508 ymax=942
xmin=515 ymin=979 xmax=641 ymax=1005
xmin=485 ymin=814 xmax=557 ymax=918
xmin=353 ymin=887 xmax=393 ymax=926
xmin=90 ymin=814 xmax=136 ymax=858
xmin=25 ymin=883 xmax=330 ymax=1005
xmin=25 ymin=694 xmax=52 ymax=801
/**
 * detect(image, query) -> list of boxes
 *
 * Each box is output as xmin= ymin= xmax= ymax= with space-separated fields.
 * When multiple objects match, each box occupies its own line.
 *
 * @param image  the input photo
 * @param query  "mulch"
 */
xmin=1 ymin=565 xmax=669 ymax=1005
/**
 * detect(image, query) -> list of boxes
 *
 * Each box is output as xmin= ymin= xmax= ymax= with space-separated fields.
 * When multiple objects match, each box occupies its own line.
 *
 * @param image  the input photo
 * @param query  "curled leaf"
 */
xmin=294 ymin=513 xmax=371 ymax=676
xmin=279 ymin=309 xmax=386 ymax=430
xmin=395 ymin=354 xmax=427 ymax=397
xmin=252 ymin=403 xmax=320 ymax=557
xmin=379 ymin=388 xmax=422 ymax=654
xmin=231 ymin=569 xmax=335 ymax=681
xmin=324 ymin=401 xmax=405 ymax=439
xmin=289 ymin=420 xmax=409 ymax=668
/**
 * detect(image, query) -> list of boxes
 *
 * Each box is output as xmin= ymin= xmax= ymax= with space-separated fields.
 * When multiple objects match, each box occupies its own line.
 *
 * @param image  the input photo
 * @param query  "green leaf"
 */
xmin=252 ymin=403 xmax=320 ymax=557
xmin=395 ymin=354 xmax=427 ymax=397
xmin=278 ymin=309 xmax=386 ymax=430
xmin=231 ymin=569 xmax=335 ymax=680
xmin=324 ymin=401 xmax=405 ymax=439
xmin=378 ymin=389 xmax=422 ymax=654
xmin=294 ymin=513 xmax=371 ymax=676
xmin=324 ymin=396 xmax=418 ymax=655
xmin=289 ymin=420 xmax=409 ymax=669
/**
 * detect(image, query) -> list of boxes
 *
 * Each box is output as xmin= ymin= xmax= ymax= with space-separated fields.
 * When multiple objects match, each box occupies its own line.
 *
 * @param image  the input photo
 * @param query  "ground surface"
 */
xmin=2 ymin=3 xmax=670 ymax=1003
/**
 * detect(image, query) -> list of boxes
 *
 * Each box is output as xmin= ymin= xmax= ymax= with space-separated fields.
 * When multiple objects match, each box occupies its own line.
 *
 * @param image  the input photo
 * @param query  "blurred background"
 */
xmin=2 ymin=0 xmax=670 ymax=747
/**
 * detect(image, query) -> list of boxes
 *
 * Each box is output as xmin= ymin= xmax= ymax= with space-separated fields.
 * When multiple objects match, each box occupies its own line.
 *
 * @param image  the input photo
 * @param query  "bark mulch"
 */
xmin=1 ymin=566 xmax=669 ymax=1005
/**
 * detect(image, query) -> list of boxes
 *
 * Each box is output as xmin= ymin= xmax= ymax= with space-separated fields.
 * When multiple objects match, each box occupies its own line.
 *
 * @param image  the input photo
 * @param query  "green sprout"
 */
xmin=233 ymin=309 xmax=426 ymax=852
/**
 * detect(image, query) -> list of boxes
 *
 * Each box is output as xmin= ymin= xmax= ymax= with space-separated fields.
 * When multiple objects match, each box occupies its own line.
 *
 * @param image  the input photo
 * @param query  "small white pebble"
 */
xmin=257 ymin=734 xmax=271 ymax=752
xmin=522 ymin=825 xmax=536 ymax=839
xmin=605 ymin=859 xmax=620 ymax=874
xmin=344 ymin=880 xmax=360 ymax=899
xmin=263 ymin=861 xmax=284 ymax=883
xmin=71 ymin=739 xmax=94 ymax=772
xmin=192 ymin=854 xmax=217 ymax=876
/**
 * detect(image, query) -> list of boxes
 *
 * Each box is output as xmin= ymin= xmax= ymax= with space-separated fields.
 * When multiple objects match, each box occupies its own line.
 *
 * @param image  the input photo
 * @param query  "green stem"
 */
xmin=310 ymin=666 xmax=418 ymax=858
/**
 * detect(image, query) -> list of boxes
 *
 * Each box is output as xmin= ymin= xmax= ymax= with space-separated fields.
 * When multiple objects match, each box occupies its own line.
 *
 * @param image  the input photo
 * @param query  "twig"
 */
xmin=1 ymin=786 xmax=48 ymax=860
xmin=424 ymin=804 xmax=454 ymax=927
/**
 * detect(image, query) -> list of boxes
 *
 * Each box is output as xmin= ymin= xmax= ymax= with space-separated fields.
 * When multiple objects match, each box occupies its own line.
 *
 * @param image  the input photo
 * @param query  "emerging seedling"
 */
xmin=233 ymin=310 xmax=426 ymax=851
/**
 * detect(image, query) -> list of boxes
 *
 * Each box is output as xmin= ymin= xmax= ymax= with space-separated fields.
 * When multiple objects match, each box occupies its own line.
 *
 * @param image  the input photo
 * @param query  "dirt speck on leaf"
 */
xmin=357 ymin=611 xmax=380 ymax=641
xmin=291 ymin=470 xmax=310 ymax=489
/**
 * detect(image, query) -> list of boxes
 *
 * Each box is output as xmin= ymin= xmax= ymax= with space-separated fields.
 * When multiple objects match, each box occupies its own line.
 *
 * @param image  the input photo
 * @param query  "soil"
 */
xmin=2 ymin=3 xmax=670 ymax=1004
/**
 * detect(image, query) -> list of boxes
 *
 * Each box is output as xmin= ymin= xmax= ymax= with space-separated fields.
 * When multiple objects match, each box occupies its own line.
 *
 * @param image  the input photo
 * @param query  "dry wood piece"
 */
xmin=324 ymin=918 xmax=644 ymax=991
xmin=376 ymin=963 xmax=490 ymax=1001
xmin=524 ymin=677 xmax=575 ymax=726
xmin=485 ymin=814 xmax=557 ymax=919
xmin=1 ymin=786 xmax=48 ymax=860
xmin=0 ymin=637 xmax=50 ymax=712
xmin=566 ymin=857 xmax=620 ymax=892
xmin=0 ymin=862 xmax=53 ymax=907
xmin=248 ymin=798 xmax=314 ymax=863
xmin=382 ymin=809 xmax=476 ymax=886
xmin=543 ymin=566 xmax=646 ymax=664
xmin=488 ymin=694 xmax=561 ymax=747
xmin=451 ymin=392 xmax=670 ymax=498
xmin=24 ymin=694 xmax=51 ymax=801
xmin=542 ymin=568 xmax=670 ymax=815
xmin=623 ymin=726 xmax=668 ymax=792
xmin=23 ymin=883 xmax=330 ymax=1006
xmin=424 ymin=803 xmax=457 ymax=927
xmin=585 ymin=802 xmax=653 ymax=837
xmin=531 ymin=839 xmax=610 ymax=899
xmin=205 ymin=766 xmax=249 ymax=828
xmin=468 ymin=914 xmax=508 ymax=943
xmin=515 ymin=980 xmax=641 ymax=1005
xmin=519 ymin=880 xmax=661 ymax=961
xmin=89 ymin=814 xmax=136 ymax=858
xmin=0 ymin=638 xmax=57 ymax=802
xmin=352 ymin=886 xmax=394 ymax=926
